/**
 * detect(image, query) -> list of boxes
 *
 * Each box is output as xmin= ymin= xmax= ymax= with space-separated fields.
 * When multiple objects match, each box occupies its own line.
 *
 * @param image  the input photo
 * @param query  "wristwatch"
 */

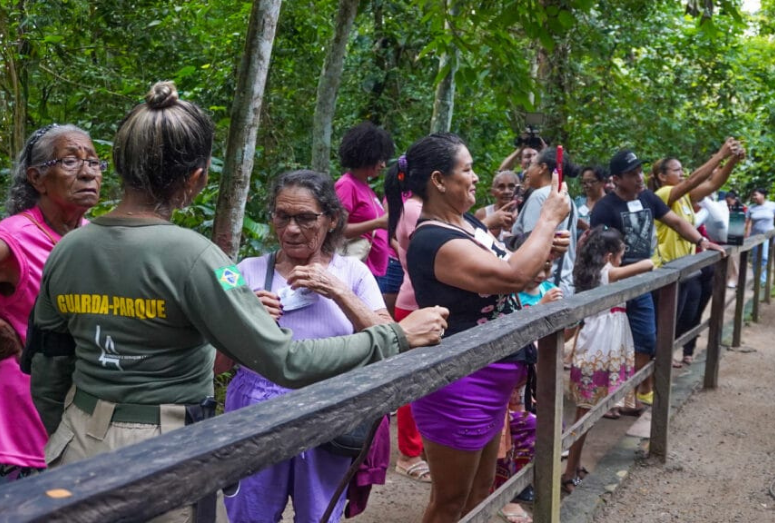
xmin=696 ymin=237 xmax=706 ymax=246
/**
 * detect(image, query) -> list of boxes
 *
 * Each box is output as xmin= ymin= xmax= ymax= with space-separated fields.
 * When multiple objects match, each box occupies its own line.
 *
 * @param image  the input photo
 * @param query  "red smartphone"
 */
xmin=556 ymin=145 xmax=564 ymax=187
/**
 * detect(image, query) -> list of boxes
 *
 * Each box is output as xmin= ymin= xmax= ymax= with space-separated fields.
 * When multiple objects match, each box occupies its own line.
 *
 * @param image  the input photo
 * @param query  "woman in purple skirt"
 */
xmin=385 ymin=135 xmax=570 ymax=522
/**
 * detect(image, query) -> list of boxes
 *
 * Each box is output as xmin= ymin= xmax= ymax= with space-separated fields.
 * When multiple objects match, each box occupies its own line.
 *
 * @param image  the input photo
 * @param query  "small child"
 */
xmin=562 ymin=226 xmax=654 ymax=494
xmin=518 ymin=259 xmax=563 ymax=307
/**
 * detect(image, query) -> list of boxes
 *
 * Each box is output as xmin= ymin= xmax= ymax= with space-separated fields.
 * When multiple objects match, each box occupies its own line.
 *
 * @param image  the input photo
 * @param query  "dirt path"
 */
xmin=592 ymin=299 xmax=775 ymax=523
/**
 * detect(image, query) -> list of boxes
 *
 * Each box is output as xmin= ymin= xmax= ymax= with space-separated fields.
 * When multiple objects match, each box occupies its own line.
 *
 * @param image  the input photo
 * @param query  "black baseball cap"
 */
xmin=609 ymin=149 xmax=643 ymax=176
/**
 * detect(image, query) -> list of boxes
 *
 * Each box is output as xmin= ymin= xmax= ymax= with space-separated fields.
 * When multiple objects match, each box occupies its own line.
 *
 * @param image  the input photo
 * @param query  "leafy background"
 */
xmin=1 ymin=0 xmax=774 ymax=259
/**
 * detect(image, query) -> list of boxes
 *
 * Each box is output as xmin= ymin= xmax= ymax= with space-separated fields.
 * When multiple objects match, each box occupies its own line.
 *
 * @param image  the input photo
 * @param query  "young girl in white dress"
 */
xmin=562 ymin=226 xmax=654 ymax=494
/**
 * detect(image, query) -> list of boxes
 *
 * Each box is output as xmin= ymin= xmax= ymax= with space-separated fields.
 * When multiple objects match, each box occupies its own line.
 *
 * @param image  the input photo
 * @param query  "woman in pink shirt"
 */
xmin=0 ymin=124 xmax=103 ymax=481
xmin=335 ymin=122 xmax=394 ymax=279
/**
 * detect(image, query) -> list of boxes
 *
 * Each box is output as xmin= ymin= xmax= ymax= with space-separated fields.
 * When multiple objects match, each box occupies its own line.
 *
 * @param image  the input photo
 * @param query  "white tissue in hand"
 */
xmin=278 ymin=285 xmax=319 ymax=311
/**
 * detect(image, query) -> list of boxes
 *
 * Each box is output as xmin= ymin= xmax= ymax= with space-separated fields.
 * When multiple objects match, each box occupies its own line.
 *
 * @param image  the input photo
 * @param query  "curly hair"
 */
xmin=269 ymin=169 xmax=346 ymax=254
xmin=573 ymin=225 xmax=625 ymax=292
xmin=384 ymin=133 xmax=467 ymax=240
xmin=338 ymin=122 xmax=395 ymax=170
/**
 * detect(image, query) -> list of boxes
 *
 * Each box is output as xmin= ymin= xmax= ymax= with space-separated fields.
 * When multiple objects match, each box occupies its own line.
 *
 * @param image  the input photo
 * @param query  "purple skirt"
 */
xmin=412 ymin=361 xmax=526 ymax=451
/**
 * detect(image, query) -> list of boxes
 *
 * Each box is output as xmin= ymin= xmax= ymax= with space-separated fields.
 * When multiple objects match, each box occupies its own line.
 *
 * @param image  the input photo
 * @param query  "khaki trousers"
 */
xmin=45 ymin=389 xmax=227 ymax=523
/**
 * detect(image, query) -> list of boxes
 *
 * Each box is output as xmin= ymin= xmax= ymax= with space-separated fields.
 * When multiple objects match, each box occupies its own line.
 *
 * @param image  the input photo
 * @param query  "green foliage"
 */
xmin=1 ymin=0 xmax=773 ymax=238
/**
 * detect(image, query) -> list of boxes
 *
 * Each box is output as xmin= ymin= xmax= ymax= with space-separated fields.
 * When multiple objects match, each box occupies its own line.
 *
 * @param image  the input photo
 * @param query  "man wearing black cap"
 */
xmin=590 ymin=149 xmax=716 ymax=407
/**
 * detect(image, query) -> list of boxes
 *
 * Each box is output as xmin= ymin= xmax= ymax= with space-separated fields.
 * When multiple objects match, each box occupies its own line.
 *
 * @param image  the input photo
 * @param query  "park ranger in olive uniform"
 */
xmin=25 ymin=81 xmax=447 ymax=523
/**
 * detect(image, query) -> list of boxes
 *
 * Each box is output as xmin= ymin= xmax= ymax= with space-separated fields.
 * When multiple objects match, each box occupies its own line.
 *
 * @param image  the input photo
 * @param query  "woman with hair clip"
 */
xmin=649 ymin=138 xmax=742 ymax=366
xmin=27 ymin=82 xmax=448 ymax=522
xmin=0 ymin=123 xmax=103 ymax=482
xmin=384 ymin=133 xmax=570 ymax=523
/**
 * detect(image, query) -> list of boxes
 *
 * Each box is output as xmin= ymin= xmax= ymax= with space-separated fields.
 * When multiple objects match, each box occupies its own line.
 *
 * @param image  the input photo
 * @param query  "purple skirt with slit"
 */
xmin=411 ymin=361 xmax=526 ymax=451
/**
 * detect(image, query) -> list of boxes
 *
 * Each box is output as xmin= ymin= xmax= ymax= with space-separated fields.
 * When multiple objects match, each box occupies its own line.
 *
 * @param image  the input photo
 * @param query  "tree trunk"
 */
xmin=429 ymin=2 xmax=459 ymax=134
xmin=310 ymin=0 xmax=360 ymax=174
xmin=211 ymin=0 xmax=282 ymax=260
xmin=0 ymin=1 xmax=28 ymax=159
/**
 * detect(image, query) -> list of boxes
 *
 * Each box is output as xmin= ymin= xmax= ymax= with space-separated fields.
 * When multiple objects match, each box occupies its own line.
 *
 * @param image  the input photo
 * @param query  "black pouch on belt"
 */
xmin=185 ymin=397 xmax=221 ymax=523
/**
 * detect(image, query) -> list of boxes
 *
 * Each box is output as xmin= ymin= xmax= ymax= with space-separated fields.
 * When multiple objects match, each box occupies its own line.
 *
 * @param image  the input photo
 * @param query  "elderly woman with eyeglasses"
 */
xmin=0 ymin=124 xmax=103 ymax=482
xmin=223 ymin=169 xmax=396 ymax=522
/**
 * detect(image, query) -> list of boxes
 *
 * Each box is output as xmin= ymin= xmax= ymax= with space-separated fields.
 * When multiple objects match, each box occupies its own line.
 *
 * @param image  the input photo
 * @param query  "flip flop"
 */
xmin=619 ymin=406 xmax=646 ymax=417
xmin=497 ymin=504 xmax=532 ymax=523
xmin=395 ymin=460 xmax=432 ymax=483
xmin=603 ymin=408 xmax=621 ymax=419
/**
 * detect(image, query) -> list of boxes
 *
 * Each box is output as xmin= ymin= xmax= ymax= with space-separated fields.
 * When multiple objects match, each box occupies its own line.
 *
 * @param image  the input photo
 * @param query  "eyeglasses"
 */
xmin=40 ymin=156 xmax=108 ymax=173
xmin=271 ymin=211 xmax=324 ymax=229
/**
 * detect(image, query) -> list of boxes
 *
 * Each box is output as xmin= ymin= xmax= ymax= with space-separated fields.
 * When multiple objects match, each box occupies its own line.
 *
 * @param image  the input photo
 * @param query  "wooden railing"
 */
xmin=0 ymin=230 xmax=772 ymax=523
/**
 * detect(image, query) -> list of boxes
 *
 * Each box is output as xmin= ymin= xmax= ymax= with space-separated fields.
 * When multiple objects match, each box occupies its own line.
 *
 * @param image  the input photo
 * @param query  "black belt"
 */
xmin=73 ymin=388 xmax=161 ymax=425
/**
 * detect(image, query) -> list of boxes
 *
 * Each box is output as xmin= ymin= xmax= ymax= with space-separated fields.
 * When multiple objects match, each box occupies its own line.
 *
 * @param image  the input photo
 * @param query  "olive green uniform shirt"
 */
xmin=32 ymin=216 xmax=408 ymax=433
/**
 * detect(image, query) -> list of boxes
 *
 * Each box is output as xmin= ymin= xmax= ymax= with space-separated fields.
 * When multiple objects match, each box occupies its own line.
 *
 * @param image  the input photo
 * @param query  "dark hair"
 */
xmin=573 ymin=225 xmax=624 ymax=292
xmin=113 ymin=81 xmax=214 ymax=210
xmin=384 ymin=133 xmax=467 ymax=239
xmin=270 ymin=169 xmax=346 ymax=254
xmin=648 ymin=157 xmax=678 ymax=191
xmin=6 ymin=124 xmax=92 ymax=215
xmin=752 ymin=187 xmax=768 ymax=198
xmin=338 ymin=122 xmax=395 ymax=170
xmin=534 ymin=147 xmax=580 ymax=180
xmin=580 ymin=165 xmax=608 ymax=182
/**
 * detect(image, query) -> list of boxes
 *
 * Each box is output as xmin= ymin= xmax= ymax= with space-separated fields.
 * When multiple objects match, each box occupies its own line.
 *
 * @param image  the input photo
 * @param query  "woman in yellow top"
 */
xmin=648 ymin=137 xmax=742 ymax=365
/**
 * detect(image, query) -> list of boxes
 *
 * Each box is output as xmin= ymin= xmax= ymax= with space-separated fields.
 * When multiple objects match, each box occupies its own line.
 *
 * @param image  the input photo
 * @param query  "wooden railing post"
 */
xmin=704 ymin=256 xmax=728 ymax=390
xmin=752 ymin=244 xmax=762 ymax=322
xmin=534 ymin=331 xmax=564 ymax=523
xmin=650 ymin=281 xmax=677 ymax=461
xmin=732 ymin=250 xmax=748 ymax=348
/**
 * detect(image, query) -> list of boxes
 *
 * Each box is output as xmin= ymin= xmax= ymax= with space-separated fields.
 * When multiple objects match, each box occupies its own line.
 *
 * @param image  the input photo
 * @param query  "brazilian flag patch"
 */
xmin=214 ymin=265 xmax=246 ymax=291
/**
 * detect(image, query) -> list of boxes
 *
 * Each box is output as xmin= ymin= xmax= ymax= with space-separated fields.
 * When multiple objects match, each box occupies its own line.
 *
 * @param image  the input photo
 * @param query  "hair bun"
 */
xmin=145 ymin=81 xmax=179 ymax=109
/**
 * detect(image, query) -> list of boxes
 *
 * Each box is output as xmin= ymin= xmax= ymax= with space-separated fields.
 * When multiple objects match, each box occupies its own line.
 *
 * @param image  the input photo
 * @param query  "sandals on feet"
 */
xmin=497 ymin=504 xmax=532 ymax=523
xmin=603 ymin=408 xmax=621 ymax=420
xmin=561 ymin=475 xmax=580 ymax=494
xmin=682 ymin=355 xmax=694 ymax=365
xmin=395 ymin=460 xmax=432 ymax=483
xmin=576 ymin=466 xmax=590 ymax=480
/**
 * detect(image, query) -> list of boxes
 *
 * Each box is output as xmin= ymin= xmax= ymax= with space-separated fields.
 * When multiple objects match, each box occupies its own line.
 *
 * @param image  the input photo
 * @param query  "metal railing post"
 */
xmin=650 ymin=280 xmax=677 ymax=461
xmin=534 ymin=331 xmax=564 ymax=523
xmin=732 ymin=250 xmax=748 ymax=347
xmin=704 ymin=256 xmax=728 ymax=390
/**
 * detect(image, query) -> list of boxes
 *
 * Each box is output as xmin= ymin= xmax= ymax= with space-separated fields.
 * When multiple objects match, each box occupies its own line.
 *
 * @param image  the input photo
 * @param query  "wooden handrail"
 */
xmin=0 ymin=231 xmax=772 ymax=523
